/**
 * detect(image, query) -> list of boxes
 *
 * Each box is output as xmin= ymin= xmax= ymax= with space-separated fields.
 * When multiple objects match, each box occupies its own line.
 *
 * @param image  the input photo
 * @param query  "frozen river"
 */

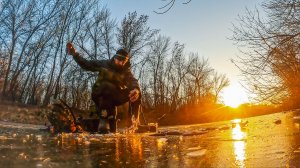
xmin=0 ymin=111 xmax=300 ymax=167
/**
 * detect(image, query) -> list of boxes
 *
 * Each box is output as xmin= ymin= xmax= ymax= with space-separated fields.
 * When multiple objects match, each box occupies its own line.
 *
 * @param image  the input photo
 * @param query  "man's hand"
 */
xmin=129 ymin=89 xmax=140 ymax=102
xmin=66 ymin=42 xmax=76 ymax=56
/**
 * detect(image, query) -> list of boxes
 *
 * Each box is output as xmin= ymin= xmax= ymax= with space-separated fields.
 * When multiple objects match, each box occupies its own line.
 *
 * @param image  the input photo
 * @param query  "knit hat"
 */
xmin=114 ymin=49 xmax=129 ymax=61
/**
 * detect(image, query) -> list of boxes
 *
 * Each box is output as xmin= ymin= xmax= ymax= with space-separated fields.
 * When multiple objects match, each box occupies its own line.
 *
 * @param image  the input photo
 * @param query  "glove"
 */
xmin=66 ymin=42 xmax=76 ymax=55
xmin=129 ymin=88 xmax=140 ymax=102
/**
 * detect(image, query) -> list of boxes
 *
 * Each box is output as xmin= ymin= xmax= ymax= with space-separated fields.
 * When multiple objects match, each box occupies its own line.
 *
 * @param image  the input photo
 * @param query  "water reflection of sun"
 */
xmin=232 ymin=121 xmax=246 ymax=167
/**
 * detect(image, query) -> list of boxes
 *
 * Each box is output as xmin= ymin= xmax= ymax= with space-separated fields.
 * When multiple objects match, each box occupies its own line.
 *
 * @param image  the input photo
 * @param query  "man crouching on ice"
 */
xmin=66 ymin=42 xmax=141 ymax=133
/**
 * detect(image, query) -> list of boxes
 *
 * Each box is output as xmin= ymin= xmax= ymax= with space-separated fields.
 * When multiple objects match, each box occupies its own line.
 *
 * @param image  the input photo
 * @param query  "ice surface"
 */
xmin=0 ymin=111 xmax=300 ymax=167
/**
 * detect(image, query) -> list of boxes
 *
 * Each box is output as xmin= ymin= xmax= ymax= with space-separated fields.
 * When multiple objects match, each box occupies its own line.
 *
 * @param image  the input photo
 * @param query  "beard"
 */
xmin=112 ymin=62 xmax=125 ymax=71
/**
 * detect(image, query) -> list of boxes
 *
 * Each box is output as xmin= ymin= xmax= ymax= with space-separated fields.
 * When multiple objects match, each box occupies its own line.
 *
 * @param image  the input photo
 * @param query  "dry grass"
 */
xmin=0 ymin=100 xmax=49 ymax=125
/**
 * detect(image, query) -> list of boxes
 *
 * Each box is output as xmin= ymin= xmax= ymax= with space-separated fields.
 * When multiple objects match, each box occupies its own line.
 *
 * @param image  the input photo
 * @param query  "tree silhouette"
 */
xmin=231 ymin=0 xmax=300 ymax=107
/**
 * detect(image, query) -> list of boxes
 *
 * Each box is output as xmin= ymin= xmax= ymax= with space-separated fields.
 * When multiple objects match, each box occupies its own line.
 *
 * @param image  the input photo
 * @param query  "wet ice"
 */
xmin=0 ymin=111 xmax=300 ymax=167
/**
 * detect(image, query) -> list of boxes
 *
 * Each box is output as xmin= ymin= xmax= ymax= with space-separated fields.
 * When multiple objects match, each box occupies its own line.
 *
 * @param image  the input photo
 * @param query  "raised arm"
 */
xmin=66 ymin=42 xmax=105 ymax=72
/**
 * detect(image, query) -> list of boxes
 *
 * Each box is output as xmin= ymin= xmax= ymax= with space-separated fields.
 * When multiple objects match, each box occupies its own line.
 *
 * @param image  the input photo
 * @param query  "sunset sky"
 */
xmin=105 ymin=0 xmax=265 ymax=105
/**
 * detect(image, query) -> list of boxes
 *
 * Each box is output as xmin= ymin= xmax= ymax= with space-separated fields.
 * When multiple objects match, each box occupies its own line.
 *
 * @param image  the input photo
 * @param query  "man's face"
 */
xmin=114 ymin=57 xmax=128 ymax=68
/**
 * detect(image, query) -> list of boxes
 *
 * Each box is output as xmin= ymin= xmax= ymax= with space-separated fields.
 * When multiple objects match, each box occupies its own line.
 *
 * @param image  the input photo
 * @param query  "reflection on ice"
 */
xmin=0 ymin=111 xmax=300 ymax=167
xmin=234 ymin=141 xmax=246 ymax=167
xmin=232 ymin=119 xmax=246 ymax=167
xmin=232 ymin=119 xmax=241 ymax=124
xmin=232 ymin=124 xmax=246 ymax=141
xmin=128 ymin=135 xmax=143 ymax=160
xmin=157 ymin=137 xmax=168 ymax=150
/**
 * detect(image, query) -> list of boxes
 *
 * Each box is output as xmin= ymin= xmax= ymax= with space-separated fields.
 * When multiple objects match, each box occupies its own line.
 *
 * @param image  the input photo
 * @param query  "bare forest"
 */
xmin=0 ymin=0 xmax=229 ymax=122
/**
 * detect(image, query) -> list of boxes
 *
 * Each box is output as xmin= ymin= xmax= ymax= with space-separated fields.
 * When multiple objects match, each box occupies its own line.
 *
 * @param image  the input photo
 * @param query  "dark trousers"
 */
xmin=91 ymin=81 xmax=141 ymax=128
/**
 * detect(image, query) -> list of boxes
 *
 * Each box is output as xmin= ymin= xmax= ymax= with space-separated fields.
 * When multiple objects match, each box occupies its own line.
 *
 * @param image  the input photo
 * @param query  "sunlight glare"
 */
xmin=232 ymin=119 xmax=241 ymax=123
xmin=220 ymin=82 xmax=248 ymax=108
xmin=232 ymin=124 xmax=245 ymax=140
xmin=232 ymin=122 xmax=246 ymax=168
xmin=234 ymin=141 xmax=246 ymax=167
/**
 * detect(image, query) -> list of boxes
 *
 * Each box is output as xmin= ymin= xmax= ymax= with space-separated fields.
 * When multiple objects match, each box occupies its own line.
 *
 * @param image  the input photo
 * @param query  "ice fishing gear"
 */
xmin=47 ymin=102 xmax=77 ymax=133
xmin=47 ymin=99 xmax=85 ymax=133
xmin=59 ymin=99 xmax=76 ymax=124
xmin=129 ymin=102 xmax=158 ymax=133
xmin=47 ymin=98 xmax=158 ymax=134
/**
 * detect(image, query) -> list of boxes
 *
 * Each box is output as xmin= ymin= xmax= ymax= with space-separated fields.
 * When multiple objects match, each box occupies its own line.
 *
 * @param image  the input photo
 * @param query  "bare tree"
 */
xmin=144 ymin=35 xmax=170 ymax=108
xmin=0 ymin=0 xmax=102 ymax=105
xmin=231 ymin=0 xmax=300 ymax=107
xmin=0 ymin=0 xmax=62 ymax=100
xmin=76 ymin=6 xmax=116 ymax=60
xmin=155 ymin=0 xmax=192 ymax=14
xmin=186 ymin=54 xmax=213 ymax=105
xmin=42 ymin=0 xmax=97 ymax=105
xmin=0 ymin=50 xmax=8 ymax=79
xmin=211 ymin=72 xmax=229 ymax=103
xmin=165 ymin=42 xmax=190 ymax=112
xmin=117 ymin=12 xmax=158 ymax=59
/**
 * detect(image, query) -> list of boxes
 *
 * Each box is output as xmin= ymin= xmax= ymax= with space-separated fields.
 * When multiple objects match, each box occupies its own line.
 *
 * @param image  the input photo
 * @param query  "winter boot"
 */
xmin=108 ymin=116 xmax=116 ymax=133
xmin=97 ymin=109 xmax=109 ymax=134
xmin=107 ymin=107 xmax=117 ymax=133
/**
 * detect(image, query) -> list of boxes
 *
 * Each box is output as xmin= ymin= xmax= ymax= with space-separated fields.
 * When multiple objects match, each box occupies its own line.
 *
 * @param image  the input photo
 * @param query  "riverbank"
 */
xmin=0 ymin=100 xmax=48 ymax=125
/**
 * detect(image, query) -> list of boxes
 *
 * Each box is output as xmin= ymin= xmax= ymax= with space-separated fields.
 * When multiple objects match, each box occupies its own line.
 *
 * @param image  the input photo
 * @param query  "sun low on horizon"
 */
xmin=220 ymin=82 xmax=249 ymax=108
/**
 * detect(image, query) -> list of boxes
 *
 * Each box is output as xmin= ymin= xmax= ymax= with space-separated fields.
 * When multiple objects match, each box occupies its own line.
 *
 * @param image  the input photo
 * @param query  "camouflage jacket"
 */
xmin=73 ymin=53 xmax=140 ymax=92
